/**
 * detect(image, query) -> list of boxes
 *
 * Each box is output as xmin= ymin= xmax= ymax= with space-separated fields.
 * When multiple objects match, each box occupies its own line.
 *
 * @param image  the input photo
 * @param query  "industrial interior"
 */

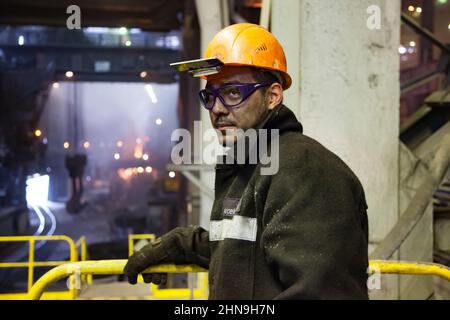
xmin=0 ymin=0 xmax=449 ymax=300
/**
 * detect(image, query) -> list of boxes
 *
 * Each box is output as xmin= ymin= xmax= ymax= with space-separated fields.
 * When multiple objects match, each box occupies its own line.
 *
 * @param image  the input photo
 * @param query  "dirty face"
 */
xmin=205 ymin=66 xmax=282 ymax=145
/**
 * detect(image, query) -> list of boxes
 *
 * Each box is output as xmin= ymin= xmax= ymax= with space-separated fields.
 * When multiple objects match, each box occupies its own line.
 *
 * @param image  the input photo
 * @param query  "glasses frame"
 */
xmin=199 ymin=82 xmax=272 ymax=110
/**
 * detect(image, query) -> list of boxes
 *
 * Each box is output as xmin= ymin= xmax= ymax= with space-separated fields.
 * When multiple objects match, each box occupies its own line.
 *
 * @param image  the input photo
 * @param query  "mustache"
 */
xmin=215 ymin=118 xmax=236 ymax=126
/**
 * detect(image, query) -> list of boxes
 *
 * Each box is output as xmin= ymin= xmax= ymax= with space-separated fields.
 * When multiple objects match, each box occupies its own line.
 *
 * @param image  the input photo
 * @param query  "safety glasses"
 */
xmin=199 ymin=82 xmax=271 ymax=110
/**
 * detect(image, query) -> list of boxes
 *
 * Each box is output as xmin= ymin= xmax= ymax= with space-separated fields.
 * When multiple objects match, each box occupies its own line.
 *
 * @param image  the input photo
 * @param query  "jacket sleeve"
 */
xmin=159 ymin=225 xmax=210 ymax=269
xmin=260 ymin=156 xmax=369 ymax=299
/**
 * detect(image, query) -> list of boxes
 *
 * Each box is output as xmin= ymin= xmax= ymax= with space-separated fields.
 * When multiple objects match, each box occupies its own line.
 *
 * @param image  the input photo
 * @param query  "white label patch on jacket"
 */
xmin=209 ymin=215 xmax=257 ymax=242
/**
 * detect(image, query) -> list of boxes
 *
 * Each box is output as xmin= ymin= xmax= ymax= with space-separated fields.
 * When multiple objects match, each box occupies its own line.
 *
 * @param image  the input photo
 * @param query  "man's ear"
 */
xmin=267 ymin=83 xmax=283 ymax=110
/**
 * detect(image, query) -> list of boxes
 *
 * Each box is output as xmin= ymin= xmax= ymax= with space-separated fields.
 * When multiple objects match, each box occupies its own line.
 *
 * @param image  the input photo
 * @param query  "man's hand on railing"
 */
xmin=124 ymin=236 xmax=170 ymax=285
xmin=124 ymin=227 xmax=198 ymax=285
xmin=124 ymin=227 xmax=210 ymax=285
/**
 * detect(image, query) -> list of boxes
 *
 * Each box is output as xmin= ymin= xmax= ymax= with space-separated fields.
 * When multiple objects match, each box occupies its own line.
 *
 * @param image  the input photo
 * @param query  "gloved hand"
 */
xmin=124 ymin=226 xmax=210 ymax=285
xmin=123 ymin=237 xmax=170 ymax=285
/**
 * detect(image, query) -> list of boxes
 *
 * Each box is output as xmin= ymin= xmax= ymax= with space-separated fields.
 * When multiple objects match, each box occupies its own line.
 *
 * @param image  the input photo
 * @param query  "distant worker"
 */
xmin=124 ymin=23 xmax=369 ymax=299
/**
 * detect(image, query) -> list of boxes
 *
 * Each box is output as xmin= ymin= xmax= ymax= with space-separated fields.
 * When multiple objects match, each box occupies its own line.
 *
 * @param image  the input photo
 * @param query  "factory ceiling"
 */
xmin=0 ymin=0 xmax=185 ymax=31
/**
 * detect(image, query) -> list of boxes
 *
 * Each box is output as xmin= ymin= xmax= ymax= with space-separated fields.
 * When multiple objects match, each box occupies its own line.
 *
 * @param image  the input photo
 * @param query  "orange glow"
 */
xmin=134 ymin=141 xmax=143 ymax=159
xmin=117 ymin=166 xmax=155 ymax=180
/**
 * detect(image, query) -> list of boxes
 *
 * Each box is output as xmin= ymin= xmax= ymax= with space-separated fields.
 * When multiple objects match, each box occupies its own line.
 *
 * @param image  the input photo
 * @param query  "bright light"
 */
xmin=145 ymin=84 xmax=158 ymax=103
xmin=18 ymin=35 xmax=24 ymax=46
xmin=85 ymin=27 xmax=110 ymax=34
xmin=63 ymin=141 xmax=70 ymax=149
xmin=114 ymin=153 xmax=120 ymax=160
xmin=140 ymin=71 xmax=148 ymax=78
xmin=438 ymin=0 xmax=448 ymax=4
xmin=83 ymin=141 xmax=90 ymax=149
xmin=136 ymin=138 xmax=142 ymax=144
xmin=52 ymin=82 xmax=60 ymax=89
xmin=409 ymin=41 xmax=416 ymax=47
xmin=169 ymin=171 xmax=176 ymax=178
xmin=142 ymin=154 xmax=149 ymax=161
xmin=130 ymin=28 xmax=142 ymax=34
xmin=398 ymin=46 xmax=407 ymax=54
xmin=125 ymin=40 xmax=132 ymax=47
xmin=119 ymin=27 xmax=127 ymax=34
xmin=145 ymin=166 xmax=152 ymax=173
xmin=408 ymin=5 xmax=415 ymax=12
xmin=43 ymin=138 xmax=48 ymax=144
xmin=407 ymin=47 xmax=415 ymax=54
xmin=34 ymin=129 xmax=42 ymax=137
xmin=116 ymin=140 xmax=123 ymax=148
xmin=448 ymin=23 xmax=450 ymax=30
xmin=137 ymin=167 xmax=144 ymax=173
xmin=65 ymin=71 xmax=74 ymax=78
xmin=416 ymin=7 xmax=422 ymax=13
xmin=26 ymin=174 xmax=49 ymax=206
xmin=155 ymin=118 xmax=162 ymax=125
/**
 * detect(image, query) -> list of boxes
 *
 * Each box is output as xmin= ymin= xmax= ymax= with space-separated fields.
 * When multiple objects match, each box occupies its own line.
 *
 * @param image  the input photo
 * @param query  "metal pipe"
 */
xmin=29 ymin=260 xmax=207 ymax=300
xmin=28 ymin=259 xmax=450 ymax=300
xmin=401 ymin=70 xmax=442 ymax=94
xmin=401 ymin=12 xmax=450 ymax=55
xmin=369 ymin=260 xmax=450 ymax=281
xmin=27 ymin=240 xmax=34 ymax=292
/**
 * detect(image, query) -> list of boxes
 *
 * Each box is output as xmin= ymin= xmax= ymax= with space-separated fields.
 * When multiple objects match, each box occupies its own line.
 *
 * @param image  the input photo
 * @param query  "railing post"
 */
xmin=68 ymin=237 xmax=78 ymax=299
xmin=28 ymin=239 xmax=35 ymax=293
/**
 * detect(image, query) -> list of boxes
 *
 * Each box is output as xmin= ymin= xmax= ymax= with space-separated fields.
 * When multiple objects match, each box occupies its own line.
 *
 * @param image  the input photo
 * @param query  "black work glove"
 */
xmin=124 ymin=226 xmax=210 ymax=285
xmin=123 ymin=236 xmax=171 ymax=285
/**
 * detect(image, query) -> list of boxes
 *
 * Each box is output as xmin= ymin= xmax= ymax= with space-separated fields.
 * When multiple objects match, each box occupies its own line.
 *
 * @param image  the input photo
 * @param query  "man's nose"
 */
xmin=210 ymin=97 xmax=229 ymax=115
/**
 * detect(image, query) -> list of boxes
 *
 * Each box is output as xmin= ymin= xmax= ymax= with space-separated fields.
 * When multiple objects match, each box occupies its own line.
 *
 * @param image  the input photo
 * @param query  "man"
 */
xmin=124 ymin=23 xmax=369 ymax=299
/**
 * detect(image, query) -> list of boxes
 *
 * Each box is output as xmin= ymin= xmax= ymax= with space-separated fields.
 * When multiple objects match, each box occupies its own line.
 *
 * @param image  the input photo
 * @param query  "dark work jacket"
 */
xmin=164 ymin=104 xmax=369 ymax=300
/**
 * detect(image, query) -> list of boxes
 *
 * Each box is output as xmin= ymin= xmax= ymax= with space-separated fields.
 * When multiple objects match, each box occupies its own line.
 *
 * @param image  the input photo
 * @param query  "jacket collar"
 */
xmin=258 ymin=104 xmax=303 ymax=134
xmin=216 ymin=104 xmax=303 ymax=169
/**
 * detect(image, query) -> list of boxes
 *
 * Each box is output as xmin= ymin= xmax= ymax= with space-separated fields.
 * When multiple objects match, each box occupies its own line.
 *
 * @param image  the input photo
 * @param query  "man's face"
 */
xmin=206 ymin=66 xmax=271 ymax=145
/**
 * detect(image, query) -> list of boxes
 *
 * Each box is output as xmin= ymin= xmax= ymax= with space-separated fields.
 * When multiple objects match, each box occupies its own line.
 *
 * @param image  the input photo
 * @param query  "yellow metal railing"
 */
xmin=0 ymin=235 xmax=89 ymax=300
xmin=128 ymin=234 xmax=208 ymax=300
xmin=27 ymin=259 xmax=450 ymax=300
xmin=29 ymin=260 xmax=207 ymax=300
xmin=75 ymin=236 xmax=91 ymax=284
xmin=128 ymin=234 xmax=156 ymax=257
xmin=369 ymin=260 xmax=450 ymax=280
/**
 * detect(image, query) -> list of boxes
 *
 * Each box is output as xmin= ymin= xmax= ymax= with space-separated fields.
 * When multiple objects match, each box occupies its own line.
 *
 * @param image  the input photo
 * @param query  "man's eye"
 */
xmin=223 ymin=87 xmax=242 ymax=98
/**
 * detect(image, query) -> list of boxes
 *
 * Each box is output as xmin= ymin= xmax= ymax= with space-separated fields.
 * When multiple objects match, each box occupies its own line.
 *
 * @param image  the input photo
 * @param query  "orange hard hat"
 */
xmin=204 ymin=23 xmax=292 ymax=90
